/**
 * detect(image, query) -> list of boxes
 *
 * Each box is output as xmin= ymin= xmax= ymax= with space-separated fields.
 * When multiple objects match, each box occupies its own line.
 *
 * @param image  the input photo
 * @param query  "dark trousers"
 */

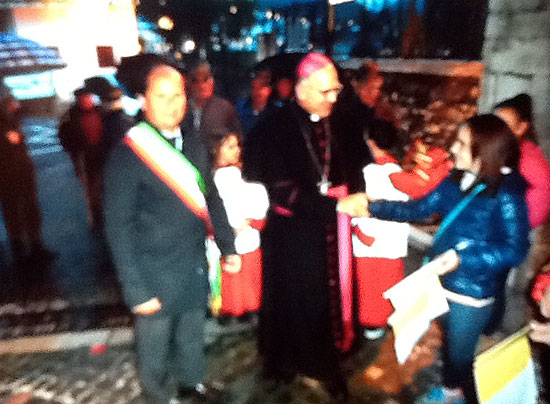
xmin=0 ymin=179 xmax=42 ymax=257
xmin=442 ymin=300 xmax=494 ymax=404
xmin=134 ymin=308 xmax=206 ymax=404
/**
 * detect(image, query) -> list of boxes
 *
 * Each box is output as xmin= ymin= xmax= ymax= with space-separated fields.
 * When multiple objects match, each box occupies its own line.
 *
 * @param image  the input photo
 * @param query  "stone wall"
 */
xmin=478 ymin=0 xmax=550 ymax=158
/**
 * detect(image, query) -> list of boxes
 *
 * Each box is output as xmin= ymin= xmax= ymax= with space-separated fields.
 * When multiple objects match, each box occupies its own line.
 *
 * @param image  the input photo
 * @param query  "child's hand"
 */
xmin=431 ymin=249 xmax=460 ymax=276
xmin=336 ymin=193 xmax=369 ymax=217
xmin=223 ymin=255 xmax=241 ymax=273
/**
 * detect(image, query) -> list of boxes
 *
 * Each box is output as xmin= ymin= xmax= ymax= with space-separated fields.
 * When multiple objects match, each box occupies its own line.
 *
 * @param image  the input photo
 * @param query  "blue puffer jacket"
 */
xmin=369 ymin=169 xmax=530 ymax=299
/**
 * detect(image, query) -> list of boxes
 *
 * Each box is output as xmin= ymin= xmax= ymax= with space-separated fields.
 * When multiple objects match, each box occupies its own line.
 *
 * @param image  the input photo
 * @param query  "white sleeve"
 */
xmin=363 ymin=163 xmax=409 ymax=202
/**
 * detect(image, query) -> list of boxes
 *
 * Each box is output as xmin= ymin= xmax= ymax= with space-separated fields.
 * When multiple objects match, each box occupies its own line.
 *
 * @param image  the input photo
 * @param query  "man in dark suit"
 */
xmin=104 ymin=65 xmax=240 ymax=404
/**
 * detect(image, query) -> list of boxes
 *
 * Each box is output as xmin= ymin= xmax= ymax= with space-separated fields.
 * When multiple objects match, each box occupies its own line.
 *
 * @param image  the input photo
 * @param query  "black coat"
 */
xmin=243 ymin=102 xmax=344 ymax=380
xmin=331 ymin=93 xmax=375 ymax=192
xmin=103 ymin=122 xmax=235 ymax=314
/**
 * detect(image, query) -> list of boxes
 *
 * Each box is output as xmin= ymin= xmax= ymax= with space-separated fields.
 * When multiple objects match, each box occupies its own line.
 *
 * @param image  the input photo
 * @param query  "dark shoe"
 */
xmin=324 ymin=376 xmax=349 ymax=403
xmin=178 ymin=382 xmax=227 ymax=404
xmin=29 ymin=245 xmax=56 ymax=264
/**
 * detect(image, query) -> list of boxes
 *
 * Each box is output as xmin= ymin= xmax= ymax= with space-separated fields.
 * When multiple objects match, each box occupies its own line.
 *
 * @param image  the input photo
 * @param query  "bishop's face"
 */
xmin=296 ymin=64 xmax=342 ymax=119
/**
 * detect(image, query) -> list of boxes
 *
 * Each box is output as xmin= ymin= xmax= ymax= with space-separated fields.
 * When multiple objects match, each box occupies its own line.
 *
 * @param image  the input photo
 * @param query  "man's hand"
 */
xmin=336 ymin=193 xmax=369 ymax=217
xmin=223 ymin=254 xmax=241 ymax=273
xmin=133 ymin=297 xmax=162 ymax=315
xmin=431 ymin=249 xmax=460 ymax=276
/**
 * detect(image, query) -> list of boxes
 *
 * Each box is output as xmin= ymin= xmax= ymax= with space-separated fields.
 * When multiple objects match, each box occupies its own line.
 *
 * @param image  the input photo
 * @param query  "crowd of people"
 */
xmin=2 ymin=51 xmax=550 ymax=404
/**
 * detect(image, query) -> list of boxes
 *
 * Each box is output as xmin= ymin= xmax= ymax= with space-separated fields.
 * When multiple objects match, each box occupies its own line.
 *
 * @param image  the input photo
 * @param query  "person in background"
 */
xmin=272 ymin=75 xmax=295 ymax=108
xmin=104 ymin=65 xmax=239 ymax=404
xmin=99 ymin=85 xmax=135 ymax=160
xmin=58 ymin=87 xmax=104 ymax=230
xmin=331 ymin=62 xmax=378 ymax=192
xmin=183 ymin=62 xmax=242 ymax=167
xmin=495 ymin=94 xmax=550 ymax=230
xmin=365 ymin=114 xmax=530 ymax=404
xmin=212 ymin=129 xmax=269 ymax=325
xmin=0 ymin=82 xmax=55 ymax=265
xmin=351 ymin=119 xmax=410 ymax=340
xmin=57 ymin=88 xmax=89 ymax=174
xmin=482 ymin=94 xmax=550 ymax=336
xmin=530 ymin=262 xmax=550 ymax=404
xmin=237 ymin=70 xmax=272 ymax=138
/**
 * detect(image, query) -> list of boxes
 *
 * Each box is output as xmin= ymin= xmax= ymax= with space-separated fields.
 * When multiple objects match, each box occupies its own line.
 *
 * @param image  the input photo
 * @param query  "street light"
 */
xmin=158 ymin=15 xmax=174 ymax=30
xmin=182 ymin=39 xmax=196 ymax=54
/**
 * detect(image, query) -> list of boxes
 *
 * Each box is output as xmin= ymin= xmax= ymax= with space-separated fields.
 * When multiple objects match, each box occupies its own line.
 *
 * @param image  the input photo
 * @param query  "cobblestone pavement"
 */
xmin=0 ymin=116 xmax=543 ymax=404
xmin=0 ymin=327 xmax=439 ymax=404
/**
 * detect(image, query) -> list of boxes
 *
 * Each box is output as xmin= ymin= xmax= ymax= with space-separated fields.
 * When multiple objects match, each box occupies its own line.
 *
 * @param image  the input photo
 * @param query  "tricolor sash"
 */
xmin=124 ymin=122 xmax=210 ymax=227
xmin=125 ymin=122 xmax=223 ymax=312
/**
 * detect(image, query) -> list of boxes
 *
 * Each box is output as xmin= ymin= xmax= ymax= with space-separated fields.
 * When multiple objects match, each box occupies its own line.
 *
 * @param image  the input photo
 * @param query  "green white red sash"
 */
xmin=124 ymin=122 xmax=222 ymax=313
xmin=124 ymin=122 xmax=210 ymax=226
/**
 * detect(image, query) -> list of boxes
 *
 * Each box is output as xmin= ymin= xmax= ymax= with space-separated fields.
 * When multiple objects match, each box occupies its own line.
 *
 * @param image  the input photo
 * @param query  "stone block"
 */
xmin=484 ymin=13 xmax=511 ymax=40
xmin=508 ymin=0 xmax=549 ymax=12
xmin=490 ymin=0 xmax=549 ymax=13
xmin=511 ymin=11 xmax=550 ymax=40
xmin=478 ymin=73 xmax=498 ymax=113
xmin=493 ymin=74 xmax=532 ymax=105
xmin=531 ymin=74 xmax=550 ymax=155
xmin=488 ymin=38 xmax=550 ymax=74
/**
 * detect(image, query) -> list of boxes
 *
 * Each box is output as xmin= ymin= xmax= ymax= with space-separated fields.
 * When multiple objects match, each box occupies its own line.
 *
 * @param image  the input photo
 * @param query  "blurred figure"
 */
xmin=0 ymin=82 xmax=54 ymax=264
xmin=272 ymin=75 xmax=294 ymax=108
xmin=237 ymin=70 xmax=272 ymax=137
xmin=367 ymin=115 xmax=530 ymax=404
xmin=99 ymin=86 xmax=135 ymax=159
xmin=58 ymin=87 xmax=103 ymax=229
xmin=495 ymin=94 xmax=550 ymax=230
xmin=57 ymin=88 xmax=92 ymax=173
xmin=530 ymin=265 xmax=550 ymax=404
xmin=212 ymin=129 xmax=269 ymax=325
xmin=482 ymin=94 xmax=550 ymax=336
xmin=183 ymin=62 xmax=242 ymax=166
xmin=351 ymin=119 xmax=410 ymax=341
xmin=331 ymin=63 xmax=379 ymax=192
xmin=104 ymin=65 xmax=239 ymax=404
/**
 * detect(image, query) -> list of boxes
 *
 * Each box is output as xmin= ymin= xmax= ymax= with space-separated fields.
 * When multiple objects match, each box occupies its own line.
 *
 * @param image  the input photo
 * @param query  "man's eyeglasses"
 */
xmin=312 ymin=85 xmax=343 ymax=98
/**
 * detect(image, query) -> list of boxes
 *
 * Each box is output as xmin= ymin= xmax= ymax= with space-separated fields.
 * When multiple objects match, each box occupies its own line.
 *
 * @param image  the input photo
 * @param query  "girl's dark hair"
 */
xmin=467 ymin=114 xmax=520 ymax=179
xmin=369 ymin=118 xmax=403 ymax=159
xmin=494 ymin=93 xmax=538 ymax=144
xmin=210 ymin=128 xmax=242 ymax=168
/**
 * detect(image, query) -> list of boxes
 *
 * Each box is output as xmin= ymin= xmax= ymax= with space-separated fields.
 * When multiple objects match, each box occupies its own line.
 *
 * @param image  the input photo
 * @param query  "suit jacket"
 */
xmin=104 ymin=121 xmax=235 ymax=314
